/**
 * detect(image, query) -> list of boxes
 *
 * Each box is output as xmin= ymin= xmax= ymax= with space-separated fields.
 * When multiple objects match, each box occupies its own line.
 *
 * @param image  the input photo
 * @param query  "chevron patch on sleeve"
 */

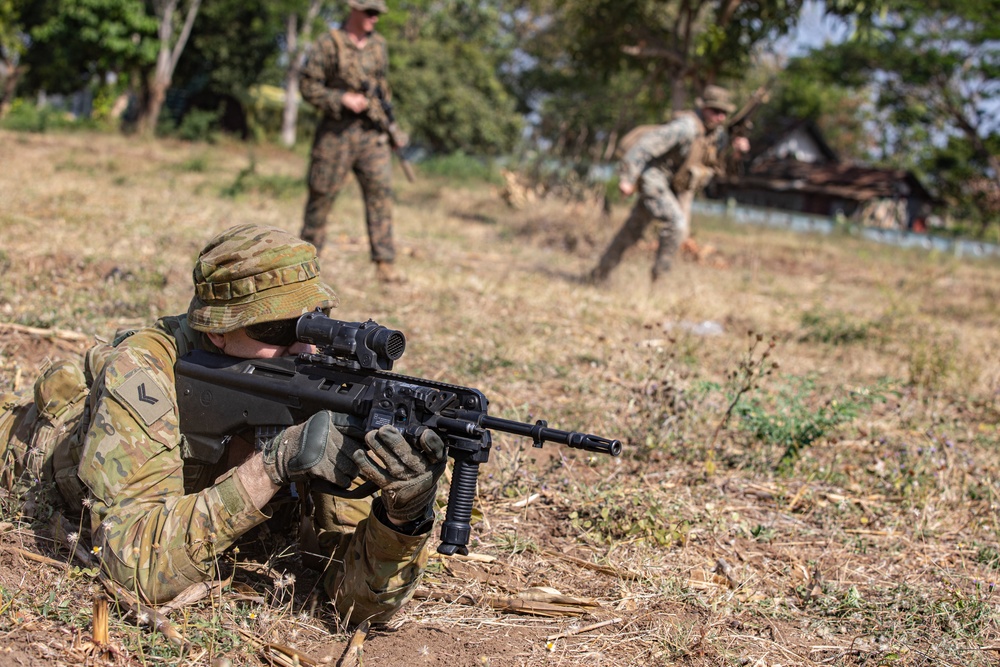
xmin=113 ymin=370 xmax=171 ymax=426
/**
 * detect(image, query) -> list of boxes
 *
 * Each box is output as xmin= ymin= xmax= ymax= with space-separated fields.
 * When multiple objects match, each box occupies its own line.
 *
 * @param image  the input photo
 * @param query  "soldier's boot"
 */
xmin=587 ymin=230 xmax=633 ymax=284
xmin=375 ymin=261 xmax=407 ymax=285
xmin=651 ymin=233 xmax=680 ymax=282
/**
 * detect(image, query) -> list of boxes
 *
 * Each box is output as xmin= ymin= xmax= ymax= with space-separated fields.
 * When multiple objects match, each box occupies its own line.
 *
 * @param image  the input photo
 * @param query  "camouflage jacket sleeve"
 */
xmin=300 ymin=31 xmax=348 ymax=119
xmin=619 ymin=114 xmax=700 ymax=187
xmin=325 ymin=498 xmax=432 ymax=624
xmin=77 ymin=328 xmax=269 ymax=604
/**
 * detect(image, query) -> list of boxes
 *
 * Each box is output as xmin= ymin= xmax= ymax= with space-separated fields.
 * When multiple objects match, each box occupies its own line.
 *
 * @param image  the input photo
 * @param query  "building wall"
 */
xmin=758 ymin=127 xmax=827 ymax=163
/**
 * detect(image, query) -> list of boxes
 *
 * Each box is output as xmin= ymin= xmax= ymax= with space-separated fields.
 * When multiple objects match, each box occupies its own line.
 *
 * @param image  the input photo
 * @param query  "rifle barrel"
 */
xmin=480 ymin=415 xmax=622 ymax=456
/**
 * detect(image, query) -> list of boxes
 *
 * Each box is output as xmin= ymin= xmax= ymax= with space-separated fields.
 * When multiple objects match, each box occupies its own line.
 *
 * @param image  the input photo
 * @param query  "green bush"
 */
xmin=419 ymin=152 xmax=501 ymax=184
xmin=0 ymin=99 xmax=100 ymax=133
xmin=735 ymin=376 xmax=884 ymax=471
xmin=167 ymin=108 xmax=221 ymax=143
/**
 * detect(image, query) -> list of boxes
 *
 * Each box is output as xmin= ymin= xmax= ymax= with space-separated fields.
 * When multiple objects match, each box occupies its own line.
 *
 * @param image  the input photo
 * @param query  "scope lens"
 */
xmin=371 ymin=328 xmax=406 ymax=360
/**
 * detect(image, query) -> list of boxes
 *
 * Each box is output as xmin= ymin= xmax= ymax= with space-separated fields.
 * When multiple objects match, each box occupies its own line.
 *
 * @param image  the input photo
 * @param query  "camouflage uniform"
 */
xmin=300 ymin=18 xmax=396 ymax=265
xmin=591 ymin=88 xmax=736 ymax=282
xmin=0 ymin=224 xmax=432 ymax=623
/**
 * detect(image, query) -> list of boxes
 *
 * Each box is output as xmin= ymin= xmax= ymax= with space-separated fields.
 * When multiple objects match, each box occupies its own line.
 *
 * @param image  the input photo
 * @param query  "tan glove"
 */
xmin=353 ymin=425 xmax=446 ymax=523
xmin=261 ymin=411 xmax=363 ymax=487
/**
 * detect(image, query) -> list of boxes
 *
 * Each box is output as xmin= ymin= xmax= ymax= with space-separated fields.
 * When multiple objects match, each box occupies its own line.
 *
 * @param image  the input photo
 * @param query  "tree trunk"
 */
xmin=136 ymin=0 xmax=202 ymax=136
xmin=280 ymin=0 xmax=322 ymax=148
xmin=0 ymin=62 xmax=23 ymax=119
xmin=281 ymin=13 xmax=302 ymax=147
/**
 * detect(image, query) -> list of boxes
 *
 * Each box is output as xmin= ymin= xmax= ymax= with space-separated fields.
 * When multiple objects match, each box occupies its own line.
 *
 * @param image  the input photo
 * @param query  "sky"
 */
xmin=775 ymin=0 xmax=853 ymax=58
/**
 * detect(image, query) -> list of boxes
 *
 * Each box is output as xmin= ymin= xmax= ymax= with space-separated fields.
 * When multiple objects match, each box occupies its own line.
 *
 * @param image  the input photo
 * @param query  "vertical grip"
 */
xmin=437 ymin=450 xmax=479 ymax=556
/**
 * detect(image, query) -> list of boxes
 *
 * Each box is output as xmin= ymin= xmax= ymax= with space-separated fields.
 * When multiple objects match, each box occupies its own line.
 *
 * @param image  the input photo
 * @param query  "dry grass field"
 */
xmin=1 ymin=128 xmax=999 ymax=666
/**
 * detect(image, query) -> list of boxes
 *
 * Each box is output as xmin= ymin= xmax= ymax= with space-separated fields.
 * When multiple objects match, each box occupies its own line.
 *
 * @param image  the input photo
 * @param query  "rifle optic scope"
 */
xmin=296 ymin=311 xmax=406 ymax=371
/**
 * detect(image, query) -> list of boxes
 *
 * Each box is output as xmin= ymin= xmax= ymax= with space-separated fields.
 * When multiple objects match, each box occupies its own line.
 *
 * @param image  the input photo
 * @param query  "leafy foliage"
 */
xmin=734 ymin=377 xmax=884 ymax=471
xmin=19 ymin=0 xmax=157 ymax=94
xmin=385 ymin=0 xmax=522 ymax=154
xmin=798 ymin=0 xmax=1000 ymax=232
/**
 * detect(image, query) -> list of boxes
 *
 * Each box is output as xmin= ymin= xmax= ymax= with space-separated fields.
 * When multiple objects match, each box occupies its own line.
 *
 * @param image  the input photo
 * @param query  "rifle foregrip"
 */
xmin=437 ymin=451 xmax=479 ymax=556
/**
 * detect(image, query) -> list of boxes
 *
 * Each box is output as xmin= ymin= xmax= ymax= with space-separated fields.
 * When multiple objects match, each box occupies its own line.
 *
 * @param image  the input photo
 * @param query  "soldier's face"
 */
xmin=352 ymin=8 xmax=380 ymax=33
xmin=703 ymin=107 xmax=728 ymax=130
xmin=206 ymin=328 xmax=316 ymax=359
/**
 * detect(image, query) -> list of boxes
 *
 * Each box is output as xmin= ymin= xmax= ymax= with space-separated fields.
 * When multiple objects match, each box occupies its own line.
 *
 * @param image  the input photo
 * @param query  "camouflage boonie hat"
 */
xmin=697 ymin=85 xmax=736 ymax=114
xmin=187 ymin=224 xmax=339 ymax=333
xmin=348 ymin=0 xmax=388 ymax=13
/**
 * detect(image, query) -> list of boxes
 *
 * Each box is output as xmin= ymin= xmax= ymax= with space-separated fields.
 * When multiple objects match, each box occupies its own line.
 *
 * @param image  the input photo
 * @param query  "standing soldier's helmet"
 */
xmin=187 ymin=224 xmax=339 ymax=334
xmin=348 ymin=0 xmax=388 ymax=13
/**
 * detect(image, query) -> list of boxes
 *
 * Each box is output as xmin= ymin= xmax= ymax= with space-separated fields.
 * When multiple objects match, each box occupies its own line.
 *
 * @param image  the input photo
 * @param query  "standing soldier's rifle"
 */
xmin=362 ymin=81 xmax=416 ymax=183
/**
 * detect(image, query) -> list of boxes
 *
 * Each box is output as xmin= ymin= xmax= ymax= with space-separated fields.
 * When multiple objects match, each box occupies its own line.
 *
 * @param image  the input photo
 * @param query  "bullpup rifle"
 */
xmin=175 ymin=311 xmax=622 ymax=556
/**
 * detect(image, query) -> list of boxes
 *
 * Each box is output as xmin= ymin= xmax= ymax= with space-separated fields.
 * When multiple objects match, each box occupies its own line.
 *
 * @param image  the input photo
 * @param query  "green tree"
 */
xmin=805 ymin=0 xmax=1000 ymax=231
xmin=20 ymin=0 xmax=157 ymax=97
xmin=278 ymin=0 xmax=328 ymax=147
xmin=511 ymin=0 xmax=890 ymax=160
xmin=140 ymin=0 xmax=203 ymax=135
xmin=0 ymin=0 xmax=28 ymax=116
xmin=382 ymin=0 xmax=522 ymax=154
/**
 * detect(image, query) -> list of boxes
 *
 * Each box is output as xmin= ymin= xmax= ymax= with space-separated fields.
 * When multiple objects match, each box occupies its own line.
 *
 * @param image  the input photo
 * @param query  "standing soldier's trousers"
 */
xmin=592 ymin=169 xmax=694 ymax=281
xmin=302 ymin=121 xmax=395 ymax=263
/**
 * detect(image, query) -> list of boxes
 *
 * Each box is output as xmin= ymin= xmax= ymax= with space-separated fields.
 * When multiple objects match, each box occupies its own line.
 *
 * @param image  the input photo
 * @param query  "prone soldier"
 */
xmin=0 ymin=224 xmax=442 ymax=623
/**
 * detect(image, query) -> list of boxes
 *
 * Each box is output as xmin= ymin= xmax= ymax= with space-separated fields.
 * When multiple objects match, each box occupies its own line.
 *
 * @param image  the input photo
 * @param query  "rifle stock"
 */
xmin=175 ymin=312 xmax=621 ymax=556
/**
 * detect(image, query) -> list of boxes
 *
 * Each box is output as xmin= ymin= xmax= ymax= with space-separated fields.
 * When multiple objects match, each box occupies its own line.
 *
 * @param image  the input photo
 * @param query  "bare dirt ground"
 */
xmin=1 ymin=129 xmax=999 ymax=666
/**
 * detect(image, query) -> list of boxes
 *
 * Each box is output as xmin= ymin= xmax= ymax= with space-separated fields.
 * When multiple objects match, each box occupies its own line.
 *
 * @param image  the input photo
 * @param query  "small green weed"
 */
xmin=495 ymin=530 xmax=538 ymax=555
xmin=799 ymin=308 xmax=882 ymax=345
xmin=976 ymin=545 xmax=1000 ymax=569
xmin=704 ymin=331 xmax=779 ymax=474
xmin=176 ymin=155 xmax=210 ymax=172
xmin=222 ymin=155 xmax=303 ymax=199
xmin=906 ymin=333 xmax=958 ymax=391
xmin=734 ymin=377 xmax=884 ymax=472
xmin=568 ymin=487 xmax=689 ymax=546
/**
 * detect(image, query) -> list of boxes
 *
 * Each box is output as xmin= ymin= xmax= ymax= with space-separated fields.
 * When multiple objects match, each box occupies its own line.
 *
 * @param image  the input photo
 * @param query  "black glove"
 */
xmin=261 ymin=411 xmax=362 ymax=487
xmin=353 ymin=425 xmax=446 ymax=523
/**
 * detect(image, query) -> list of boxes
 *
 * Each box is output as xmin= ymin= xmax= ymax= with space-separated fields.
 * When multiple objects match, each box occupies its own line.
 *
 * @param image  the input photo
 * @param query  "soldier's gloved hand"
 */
xmin=261 ymin=411 xmax=362 ymax=487
xmin=353 ymin=425 xmax=446 ymax=524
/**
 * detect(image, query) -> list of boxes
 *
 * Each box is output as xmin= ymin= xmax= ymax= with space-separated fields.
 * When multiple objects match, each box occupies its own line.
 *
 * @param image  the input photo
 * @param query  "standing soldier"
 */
xmin=300 ymin=0 xmax=408 ymax=284
xmin=589 ymin=85 xmax=750 ymax=283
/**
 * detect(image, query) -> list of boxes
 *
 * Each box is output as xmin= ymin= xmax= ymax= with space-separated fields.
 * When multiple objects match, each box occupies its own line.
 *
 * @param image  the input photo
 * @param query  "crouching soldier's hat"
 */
xmin=697 ymin=85 xmax=736 ymax=114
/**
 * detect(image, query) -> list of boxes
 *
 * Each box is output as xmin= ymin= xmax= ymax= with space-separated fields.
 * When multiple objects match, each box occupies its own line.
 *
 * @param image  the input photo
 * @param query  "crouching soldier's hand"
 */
xmin=261 ymin=411 xmax=363 ymax=487
xmin=355 ymin=425 xmax=447 ymax=524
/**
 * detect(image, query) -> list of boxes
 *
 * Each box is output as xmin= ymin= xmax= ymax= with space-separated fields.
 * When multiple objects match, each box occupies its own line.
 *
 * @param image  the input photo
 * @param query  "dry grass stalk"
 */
xmin=92 ymin=593 xmax=109 ymax=645
xmin=336 ymin=620 xmax=370 ymax=667
xmin=0 ymin=544 xmax=69 ymax=568
xmin=264 ymin=641 xmax=321 ymax=666
xmin=545 ymin=617 xmax=623 ymax=641
xmin=96 ymin=574 xmax=189 ymax=650
xmin=0 ymin=321 xmax=91 ymax=342
xmin=158 ymin=575 xmax=232 ymax=615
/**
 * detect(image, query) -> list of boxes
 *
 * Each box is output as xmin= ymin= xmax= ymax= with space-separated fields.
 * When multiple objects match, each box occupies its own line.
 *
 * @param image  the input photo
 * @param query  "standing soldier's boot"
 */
xmin=375 ymin=261 xmax=407 ymax=285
